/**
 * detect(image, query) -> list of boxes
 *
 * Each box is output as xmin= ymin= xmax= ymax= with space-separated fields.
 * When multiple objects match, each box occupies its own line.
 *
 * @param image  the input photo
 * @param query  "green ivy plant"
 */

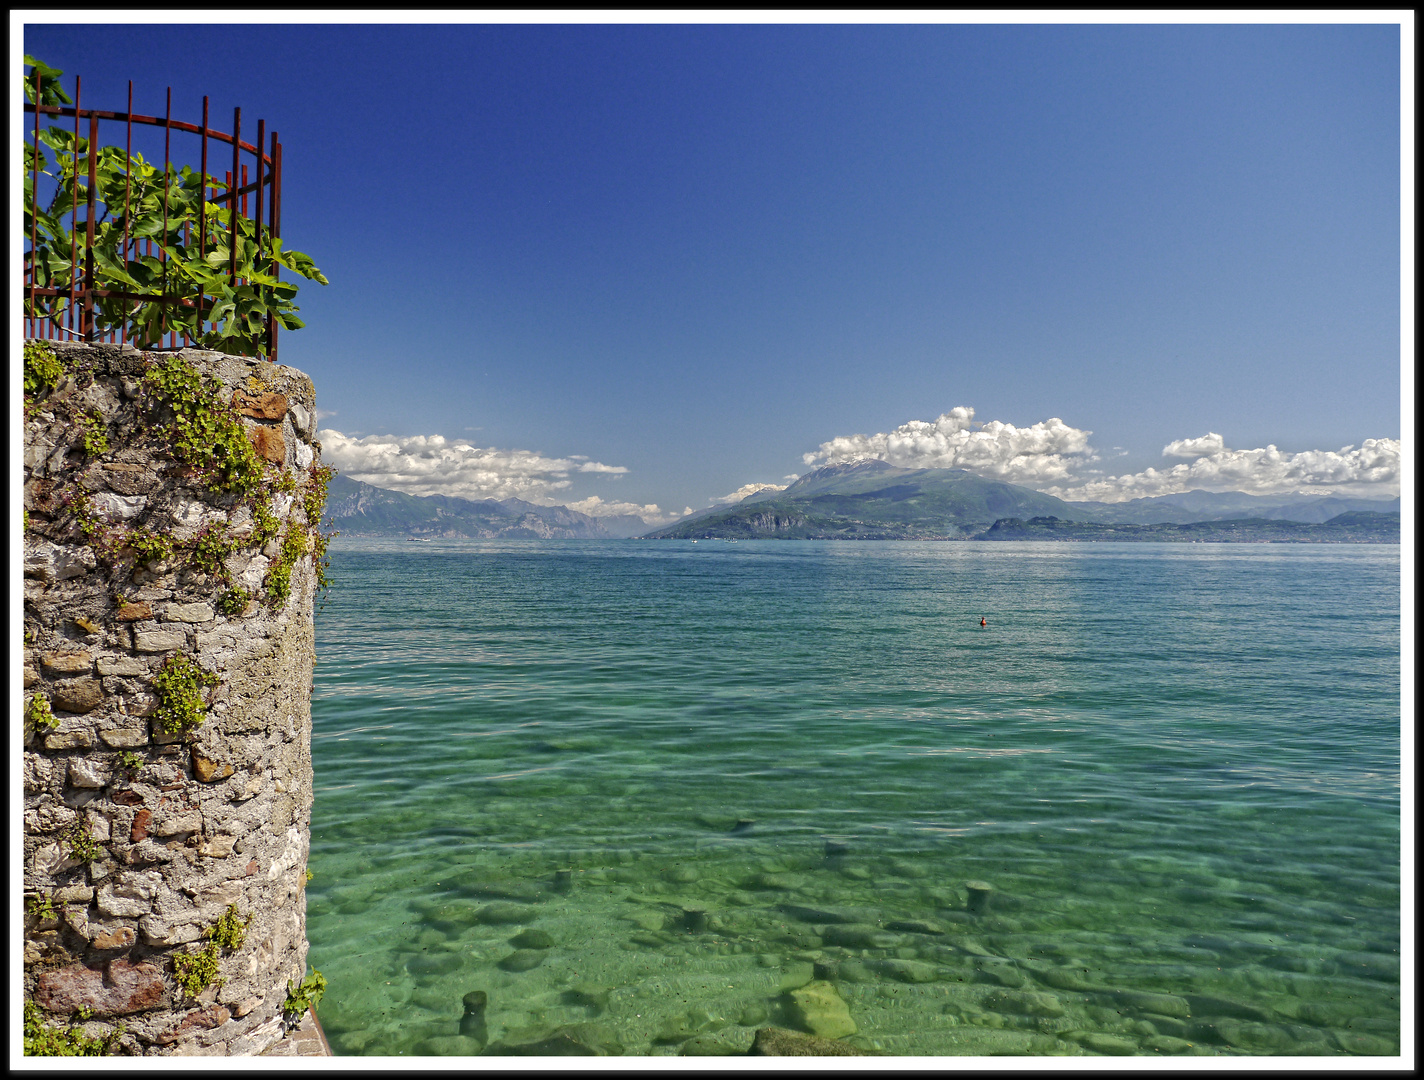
xmin=26 ymin=693 xmax=59 ymax=736
xmin=217 ymin=586 xmax=251 ymax=618
xmin=22 ymin=1000 xmax=122 ymax=1057
xmin=204 ymin=904 xmax=251 ymax=951
xmin=173 ymin=905 xmax=250 ymax=998
xmin=150 ymin=652 xmax=218 ymax=735
xmin=79 ymin=411 xmax=109 ymax=456
xmin=283 ymin=968 xmax=327 ymax=1025
xmin=63 ymin=818 xmax=103 ymax=864
xmin=24 ymin=56 xmax=327 ymax=356
xmin=23 ymin=340 xmax=64 ymax=397
xmin=142 ymin=354 xmax=267 ymax=496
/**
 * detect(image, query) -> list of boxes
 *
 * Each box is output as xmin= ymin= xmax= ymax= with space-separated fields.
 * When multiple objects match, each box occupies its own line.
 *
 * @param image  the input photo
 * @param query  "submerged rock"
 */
xmin=417 ymin=1034 xmax=488 ymax=1055
xmin=510 ymin=928 xmax=555 ymax=949
xmin=874 ymin=958 xmax=940 ymax=984
xmin=497 ymin=948 xmax=546 ymax=972
xmin=983 ymin=989 xmax=1065 ymax=1018
xmin=459 ymin=990 xmax=488 ymax=1043
xmin=474 ymin=902 xmax=532 ymax=926
xmin=749 ymin=1026 xmax=872 ymax=1056
xmin=785 ymin=980 xmax=857 ymax=1039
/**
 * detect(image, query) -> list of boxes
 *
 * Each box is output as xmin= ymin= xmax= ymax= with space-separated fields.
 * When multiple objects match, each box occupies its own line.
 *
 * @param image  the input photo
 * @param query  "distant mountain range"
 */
xmin=322 ymin=465 xmax=1399 ymax=543
xmin=644 ymin=460 xmax=1400 ymax=541
xmin=322 ymin=475 xmax=650 ymax=539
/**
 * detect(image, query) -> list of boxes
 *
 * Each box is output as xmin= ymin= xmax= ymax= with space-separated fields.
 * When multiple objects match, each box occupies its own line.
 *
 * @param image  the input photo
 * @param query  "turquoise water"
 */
xmin=306 ymin=539 xmax=1401 ymax=1057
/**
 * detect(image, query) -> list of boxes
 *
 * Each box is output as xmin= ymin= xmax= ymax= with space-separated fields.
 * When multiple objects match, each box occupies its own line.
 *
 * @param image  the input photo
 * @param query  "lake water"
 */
xmin=305 ymin=539 xmax=1401 ymax=1058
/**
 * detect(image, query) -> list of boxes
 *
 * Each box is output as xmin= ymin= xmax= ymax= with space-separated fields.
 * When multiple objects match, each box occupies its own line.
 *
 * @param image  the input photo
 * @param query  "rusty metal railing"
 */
xmin=24 ymin=72 xmax=285 ymax=361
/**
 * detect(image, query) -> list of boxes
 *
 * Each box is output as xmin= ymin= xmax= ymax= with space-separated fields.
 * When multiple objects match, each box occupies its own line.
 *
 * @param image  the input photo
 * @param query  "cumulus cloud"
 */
xmin=714 ymin=482 xmax=787 ymax=505
xmin=805 ymin=409 xmax=1399 ymax=503
xmin=318 ymin=429 xmax=628 ymax=504
xmin=804 ymin=407 xmax=1096 ymax=486
xmin=1162 ymin=432 xmax=1226 ymax=459
xmin=1047 ymin=437 xmax=1402 ymax=503
xmin=564 ymin=495 xmax=676 ymax=525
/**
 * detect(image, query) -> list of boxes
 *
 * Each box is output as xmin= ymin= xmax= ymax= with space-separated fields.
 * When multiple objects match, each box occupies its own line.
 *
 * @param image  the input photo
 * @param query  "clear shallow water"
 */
xmin=306 ymin=539 xmax=1401 ymax=1057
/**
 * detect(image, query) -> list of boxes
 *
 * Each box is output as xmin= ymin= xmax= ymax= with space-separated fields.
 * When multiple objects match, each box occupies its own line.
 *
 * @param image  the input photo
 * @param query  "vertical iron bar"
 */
xmin=29 ymin=71 xmax=41 ymax=338
xmin=199 ymin=96 xmax=208 ymax=344
xmin=163 ymin=87 xmax=172 ymax=347
xmin=254 ymin=120 xmax=265 ymax=355
xmin=270 ymin=139 xmax=282 ymax=364
xmin=121 ymin=81 xmax=133 ymax=346
xmin=229 ymin=107 xmax=241 ymax=284
xmin=85 ymin=113 xmax=98 ymax=340
xmin=70 ymin=77 xmax=80 ymax=340
xmin=266 ymin=130 xmax=279 ymax=360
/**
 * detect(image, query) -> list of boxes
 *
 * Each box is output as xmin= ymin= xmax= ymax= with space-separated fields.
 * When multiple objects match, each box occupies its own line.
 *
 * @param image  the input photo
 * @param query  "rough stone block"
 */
xmin=249 ymin=426 xmax=286 ymax=465
xmin=53 ymin=677 xmax=105 ymax=714
xmin=135 ymin=630 xmax=188 ymax=653
xmin=97 ymin=655 xmax=147 ymax=676
xmin=154 ymin=811 xmax=202 ymax=836
xmin=116 ymin=602 xmax=153 ymax=621
xmin=97 ymin=872 xmax=163 ymax=917
xmin=45 ymin=725 xmax=96 ymax=751
xmin=233 ymin=390 xmax=288 ymax=419
xmin=140 ymin=915 xmax=204 ymax=946
xmin=199 ymin=834 xmax=238 ymax=858
xmin=42 ymin=650 xmax=94 ymax=674
xmin=34 ymin=959 xmax=166 ymax=1017
xmin=91 ymin=924 xmax=138 ymax=950
xmin=24 ymin=666 xmax=39 ymax=688
xmin=100 ymin=726 xmax=149 ymax=749
xmin=167 ymin=602 xmax=215 ymax=623
xmin=68 ymin=758 xmax=110 ymax=789
xmin=192 ymin=753 xmax=235 ymax=783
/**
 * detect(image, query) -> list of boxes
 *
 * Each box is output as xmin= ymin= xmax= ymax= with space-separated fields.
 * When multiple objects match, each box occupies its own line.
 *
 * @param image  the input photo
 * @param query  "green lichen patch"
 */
xmin=150 ymin=652 xmax=219 ymax=735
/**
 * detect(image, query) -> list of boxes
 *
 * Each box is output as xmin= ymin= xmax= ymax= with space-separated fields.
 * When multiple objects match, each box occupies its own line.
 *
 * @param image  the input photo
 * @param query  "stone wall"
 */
xmin=22 ymin=341 xmax=325 ymax=1056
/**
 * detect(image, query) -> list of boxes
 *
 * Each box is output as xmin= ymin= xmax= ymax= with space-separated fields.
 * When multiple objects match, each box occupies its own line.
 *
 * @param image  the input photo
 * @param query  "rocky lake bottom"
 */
xmin=305 ymin=539 xmax=1401 ymax=1058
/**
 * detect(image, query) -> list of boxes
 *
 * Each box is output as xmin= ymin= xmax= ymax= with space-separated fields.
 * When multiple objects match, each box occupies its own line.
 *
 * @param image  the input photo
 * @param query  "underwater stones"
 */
xmin=731 ymin=818 xmax=755 ymax=835
xmin=823 ymin=839 xmax=850 ymax=859
xmin=498 ymin=949 xmax=547 ymax=973
xmin=886 ymin=918 xmax=944 ymax=936
xmin=680 ymin=907 xmax=709 ymax=933
xmin=1333 ymin=950 xmax=1400 ymax=982
xmin=474 ymin=902 xmax=531 ymax=926
xmin=984 ymin=989 xmax=1066 ymax=1018
xmin=1331 ymin=1030 xmax=1398 ymax=1055
xmin=737 ymin=1001 xmax=769 ymax=1027
xmin=561 ymin=984 xmax=611 ymax=1013
xmin=1182 ymin=994 xmax=1273 ymax=1023
xmin=459 ymin=990 xmax=488 ymax=1043
xmin=749 ymin=1026 xmax=871 ymax=1056
xmin=820 ymin=924 xmax=897 ymax=950
xmin=874 ymin=958 xmax=940 ymax=983
xmin=509 ymin=928 xmax=555 ymax=949
xmin=777 ymin=961 xmax=816 ymax=991
xmin=785 ymin=980 xmax=857 ymax=1039
xmin=680 ymin=1033 xmax=747 ymax=1055
xmin=663 ymin=866 xmax=698 ymax=884
xmin=965 ymin=880 xmax=994 ymax=915
xmin=626 ymin=911 xmax=665 ymax=933
xmin=778 ymin=903 xmax=871 ymax=925
xmin=551 ymin=868 xmax=573 ymax=894
xmin=406 ymin=951 xmax=464 ymax=976
xmin=1111 ymin=990 xmax=1191 ymax=1019
xmin=1077 ymin=1032 xmax=1140 ymax=1055
xmin=833 ymin=959 xmax=876 ymax=984
xmin=484 ymin=1031 xmax=599 ymax=1056
xmin=1142 ymin=1034 xmax=1195 ymax=1054
xmin=748 ymin=872 xmax=803 ymax=891
xmin=840 ymin=865 xmax=872 ymax=881
xmin=418 ymin=1035 xmax=486 ymax=1055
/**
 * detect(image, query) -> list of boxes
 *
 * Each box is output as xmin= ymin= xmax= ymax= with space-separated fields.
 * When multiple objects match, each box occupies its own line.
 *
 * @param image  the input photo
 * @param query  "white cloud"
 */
xmin=804 ymin=406 xmax=1096 ymax=486
xmin=714 ymin=482 xmax=786 ymax=504
xmin=805 ymin=409 xmax=1399 ymax=504
xmin=318 ymin=429 xmax=628 ymax=504
xmin=1162 ymin=432 xmax=1226 ymax=459
xmin=1046 ymin=436 xmax=1401 ymax=503
xmin=564 ymin=495 xmax=676 ymax=524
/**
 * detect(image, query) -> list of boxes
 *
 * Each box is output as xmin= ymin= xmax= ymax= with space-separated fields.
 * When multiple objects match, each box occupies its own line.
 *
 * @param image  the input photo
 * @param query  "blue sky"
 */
xmin=19 ymin=16 xmax=1406 ymax=520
